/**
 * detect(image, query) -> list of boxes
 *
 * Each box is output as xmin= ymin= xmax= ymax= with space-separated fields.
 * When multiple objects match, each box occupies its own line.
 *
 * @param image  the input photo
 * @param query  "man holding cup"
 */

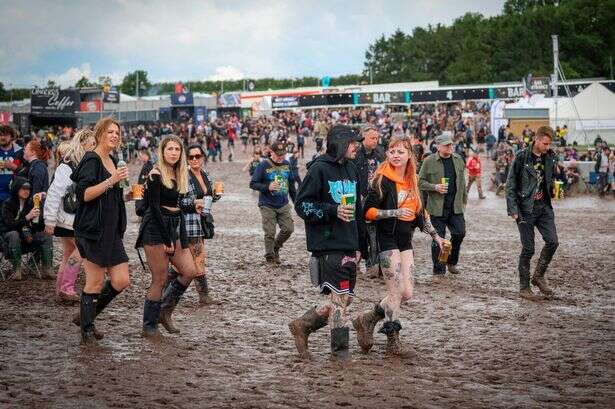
xmin=290 ymin=124 xmax=365 ymax=360
xmin=419 ymin=132 xmax=467 ymax=275
xmin=249 ymin=141 xmax=296 ymax=264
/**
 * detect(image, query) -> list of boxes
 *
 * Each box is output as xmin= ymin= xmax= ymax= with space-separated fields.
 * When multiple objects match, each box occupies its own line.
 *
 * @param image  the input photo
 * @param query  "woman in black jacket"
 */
xmin=71 ymin=117 xmax=131 ymax=345
xmin=135 ymin=135 xmax=198 ymax=339
xmin=353 ymin=135 xmax=443 ymax=356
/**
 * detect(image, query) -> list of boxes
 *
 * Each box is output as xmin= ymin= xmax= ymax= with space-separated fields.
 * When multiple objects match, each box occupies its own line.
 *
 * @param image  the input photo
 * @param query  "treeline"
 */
xmin=1 ymin=0 xmax=613 ymax=102
xmin=364 ymin=0 xmax=615 ymax=84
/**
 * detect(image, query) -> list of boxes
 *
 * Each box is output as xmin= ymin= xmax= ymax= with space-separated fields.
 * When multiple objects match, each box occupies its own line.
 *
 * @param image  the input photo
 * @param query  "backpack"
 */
xmin=60 ymin=163 xmax=79 ymax=214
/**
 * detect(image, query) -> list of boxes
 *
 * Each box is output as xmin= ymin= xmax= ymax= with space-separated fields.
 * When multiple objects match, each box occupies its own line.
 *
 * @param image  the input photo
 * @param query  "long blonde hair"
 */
xmin=63 ymin=128 xmax=94 ymax=166
xmin=372 ymin=135 xmax=422 ymax=211
xmin=157 ymin=135 xmax=188 ymax=194
xmin=93 ymin=117 xmax=122 ymax=148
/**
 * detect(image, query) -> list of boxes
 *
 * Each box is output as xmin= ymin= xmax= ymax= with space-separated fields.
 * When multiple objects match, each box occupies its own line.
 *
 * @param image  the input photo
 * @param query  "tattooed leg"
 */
xmin=328 ymin=293 xmax=350 ymax=329
xmin=379 ymin=250 xmax=402 ymax=323
xmin=399 ymin=250 xmax=415 ymax=305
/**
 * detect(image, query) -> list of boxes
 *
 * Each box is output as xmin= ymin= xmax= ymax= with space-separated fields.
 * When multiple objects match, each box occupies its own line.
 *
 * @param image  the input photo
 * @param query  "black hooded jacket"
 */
xmin=0 ymin=177 xmax=38 ymax=234
xmin=295 ymin=126 xmax=366 ymax=255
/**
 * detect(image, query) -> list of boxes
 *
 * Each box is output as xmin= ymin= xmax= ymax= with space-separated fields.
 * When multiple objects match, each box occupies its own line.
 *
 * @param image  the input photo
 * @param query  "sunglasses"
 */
xmin=188 ymin=154 xmax=203 ymax=160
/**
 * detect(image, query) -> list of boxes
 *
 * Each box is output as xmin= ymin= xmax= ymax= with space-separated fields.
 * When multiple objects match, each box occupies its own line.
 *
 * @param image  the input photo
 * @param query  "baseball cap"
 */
xmin=435 ymin=132 xmax=453 ymax=146
xmin=271 ymin=141 xmax=286 ymax=155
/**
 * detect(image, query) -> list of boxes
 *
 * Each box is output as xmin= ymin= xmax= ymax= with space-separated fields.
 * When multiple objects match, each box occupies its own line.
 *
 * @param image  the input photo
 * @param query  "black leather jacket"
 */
xmin=506 ymin=144 xmax=556 ymax=216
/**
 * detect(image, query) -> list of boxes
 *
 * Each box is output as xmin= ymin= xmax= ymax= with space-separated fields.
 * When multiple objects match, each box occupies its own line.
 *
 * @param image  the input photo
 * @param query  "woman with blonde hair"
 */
xmin=353 ymin=135 xmax=443 ymax=356
xmin=71 ymin=117 xmax=131 ymax=345
xmin=44 ymin=129 xmax=96 ymax=303
xmin=136 ymin=135 xmax=199 ymax=339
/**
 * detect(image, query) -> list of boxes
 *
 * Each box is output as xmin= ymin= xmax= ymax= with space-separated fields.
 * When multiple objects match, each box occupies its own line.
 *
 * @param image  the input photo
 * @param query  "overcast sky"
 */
xmin=0 ymin=0 xmax=506 ymax=88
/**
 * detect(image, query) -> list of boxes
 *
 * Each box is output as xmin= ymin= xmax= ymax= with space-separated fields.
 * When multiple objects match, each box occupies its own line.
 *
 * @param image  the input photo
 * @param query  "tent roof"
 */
xmin=555 ymin=82 xmax=615 ymax=120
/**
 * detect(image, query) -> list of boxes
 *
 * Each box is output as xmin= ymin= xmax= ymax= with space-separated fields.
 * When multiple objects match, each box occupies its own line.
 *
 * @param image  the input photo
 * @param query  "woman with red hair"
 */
xmin=23 ymin=138 xmax=50 ymax=197
xmin=353 ymin=135 xmax=444 ymax=356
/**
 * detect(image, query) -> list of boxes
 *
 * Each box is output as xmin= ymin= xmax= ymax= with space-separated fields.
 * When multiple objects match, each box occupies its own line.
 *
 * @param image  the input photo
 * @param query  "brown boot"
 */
xmin=352 ymin=303 xmax=385 ymax=353
xmin=366 ymin=265 xmax=381 ymax=279
xmin=519 ymin=288 xmax=541 ymax=301
xmin=195 ymin=276 xmax=221 ymax=306
xmin=380 ymin=321 xmax=414 ymax=357
xmin=288 ymin=307 xmax=328 ymax=360
xmin=447 ymin=264 xmax=461 ymax=275
xmin=531 ymin=276 xmax=553 ymax=297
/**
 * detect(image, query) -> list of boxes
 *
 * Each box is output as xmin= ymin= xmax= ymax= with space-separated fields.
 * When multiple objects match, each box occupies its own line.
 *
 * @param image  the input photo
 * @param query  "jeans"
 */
xmin=516 ymin=202 xmax=559 ymax=289
xmin=430 ymin=209 xmax=466 ymax=274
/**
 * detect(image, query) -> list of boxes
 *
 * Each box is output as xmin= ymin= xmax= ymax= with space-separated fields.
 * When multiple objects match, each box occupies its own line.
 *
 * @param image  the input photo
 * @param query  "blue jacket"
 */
xmin=249 ymin=158 xmax=297 ymax=209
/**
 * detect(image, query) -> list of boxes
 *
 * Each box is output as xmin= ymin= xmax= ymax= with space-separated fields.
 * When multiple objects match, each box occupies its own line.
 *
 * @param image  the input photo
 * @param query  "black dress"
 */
xmin=75 ymin=163 xmax=129 ymax=267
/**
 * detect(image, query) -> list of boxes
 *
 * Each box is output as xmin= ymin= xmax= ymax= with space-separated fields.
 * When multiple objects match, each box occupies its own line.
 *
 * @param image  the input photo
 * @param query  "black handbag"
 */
xmin=201 ymin=213 xmax=215 ymax=239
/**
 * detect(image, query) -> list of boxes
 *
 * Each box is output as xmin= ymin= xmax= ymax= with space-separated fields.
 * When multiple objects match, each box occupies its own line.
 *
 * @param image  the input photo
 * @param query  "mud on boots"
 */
xmin=71 ymin=280 xmax=121 ymax=340
xmin=352 ymin=303 xmax=385 ymax=353
xmin=288 ymin=307 xmax=328 ymax=360
xmin=159 ymin=278 xmax=188 ymax=334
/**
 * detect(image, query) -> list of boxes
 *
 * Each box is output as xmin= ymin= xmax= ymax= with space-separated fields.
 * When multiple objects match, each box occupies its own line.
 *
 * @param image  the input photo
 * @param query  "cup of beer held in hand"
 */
xmin=438 ymin=239 xmax=452 ymax=263
xmin=553 ymin=180 xmax=564 ymax=200
xmin=441 ymin=177 xmax=450 ymax=192
xmin=214 ymin=181 xmax=224 ymax=196
xmin=341 ymin=193 xmax=356 ymax=221
xmin=32 ymin=194 xmax=41 ymax=223
xmin=132 ymin=184 xmax=144 ymax=201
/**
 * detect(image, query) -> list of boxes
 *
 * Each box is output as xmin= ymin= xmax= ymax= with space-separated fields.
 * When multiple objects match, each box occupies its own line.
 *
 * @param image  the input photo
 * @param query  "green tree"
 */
xmin=120 ymin=70 xmax=151 ymax=96
xmin=75 ymin=76 xmax=95 ymax=88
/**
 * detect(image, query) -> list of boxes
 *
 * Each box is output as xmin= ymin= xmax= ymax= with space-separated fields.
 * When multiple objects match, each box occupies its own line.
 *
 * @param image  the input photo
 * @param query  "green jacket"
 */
xmin=418 ymin=152 xmax=467 ymax=217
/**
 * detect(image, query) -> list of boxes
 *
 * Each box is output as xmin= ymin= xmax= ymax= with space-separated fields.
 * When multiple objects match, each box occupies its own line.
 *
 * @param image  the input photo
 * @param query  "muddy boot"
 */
xmin=531 ymin=255 xmax=554 ymax=297
xmin=366 ymin=264 xmax=381 ymax=279
xmin=9 ymin=251 xmax=23 ymax=281
xmin=352 ymin=303 xmax=385 ymax=353
xmin=80 ymin=292 xmax=98 ymax=345
xmin=71 ymin=280 xmax=120 ymax=339
xmin=40 ymin=241 xmax=55 ymax=280
xmin=194 ymin=276 xmax=221 ymax=306
xmin=165 ymin=266 xmax=179 ymax=289
xmin=288 ymin=307 xmax=328 ymax=360
xmin=330 ymin=327 xmax=350 ymax=361
xmin=447 ymin=264 xmax=461 ymax=275
xmin=142 ymin=299 xmax=162 ymax=339
xmin=379 ymin=321 xmax=411 ymax=356
xmin=159 ymin=279 xmax=187 ymax=334
xmin=273 ymin=247 xmax=282 ymax=265
xmin=519 ymin=288 xmax=541 ymax=301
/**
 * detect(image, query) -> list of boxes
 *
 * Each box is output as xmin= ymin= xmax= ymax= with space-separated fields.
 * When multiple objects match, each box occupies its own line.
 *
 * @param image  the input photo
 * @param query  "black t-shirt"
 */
xmin=442 ymin=156 xmax=457 ymax=210
xmin=531 ymin=153 xmax=546 ymax=202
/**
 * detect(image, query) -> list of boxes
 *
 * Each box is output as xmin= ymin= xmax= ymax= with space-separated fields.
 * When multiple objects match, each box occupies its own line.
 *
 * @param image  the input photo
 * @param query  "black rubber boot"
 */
xmin=352 ymin=303 xmax=385 ymax=353
xmin=330 ymin=327 xmax=350 ymax=361
xmin=288 ymin=307 xmax=328 ymax=360
xmin=159 ymin=279 xmax=187 ymax=334
xmin=71 ymin=280 xmax=120 ymax=339
xmin=80 ymin=292 xmax=98 ymax=345
xmin=142 ymin=299 xmax=162 ymax=340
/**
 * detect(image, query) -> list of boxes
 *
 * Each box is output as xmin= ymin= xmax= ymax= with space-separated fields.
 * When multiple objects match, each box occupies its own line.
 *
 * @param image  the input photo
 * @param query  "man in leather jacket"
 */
xmin=506 ymin=126 xmax=559 ymax=300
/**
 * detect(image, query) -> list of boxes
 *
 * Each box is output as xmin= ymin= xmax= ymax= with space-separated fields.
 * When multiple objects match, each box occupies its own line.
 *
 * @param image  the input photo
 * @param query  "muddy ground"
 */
xmin=1 ymin=143 xmax=614 ymax=409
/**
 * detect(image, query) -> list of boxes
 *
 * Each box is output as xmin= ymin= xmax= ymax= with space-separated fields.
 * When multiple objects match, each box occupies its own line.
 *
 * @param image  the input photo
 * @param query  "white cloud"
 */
xmin=207 ymin=66 xmax=245 ymax=82
xmin=45 ymin=63 xmax=92 ymax=87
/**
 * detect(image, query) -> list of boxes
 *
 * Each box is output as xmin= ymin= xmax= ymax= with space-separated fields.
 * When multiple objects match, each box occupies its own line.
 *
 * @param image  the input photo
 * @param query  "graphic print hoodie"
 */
xmin=295 ymin=128 xmax=364 ymax=255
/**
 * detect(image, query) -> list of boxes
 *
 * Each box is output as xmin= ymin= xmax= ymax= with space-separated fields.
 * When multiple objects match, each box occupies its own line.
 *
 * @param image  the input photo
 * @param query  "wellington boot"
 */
xmin=159 ymin=279 xmax=187 ymax=334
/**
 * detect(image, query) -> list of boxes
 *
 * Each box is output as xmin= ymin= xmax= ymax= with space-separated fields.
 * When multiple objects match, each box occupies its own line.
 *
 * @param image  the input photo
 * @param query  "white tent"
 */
xmin=552 ymin=82 xmax=615 ymax=144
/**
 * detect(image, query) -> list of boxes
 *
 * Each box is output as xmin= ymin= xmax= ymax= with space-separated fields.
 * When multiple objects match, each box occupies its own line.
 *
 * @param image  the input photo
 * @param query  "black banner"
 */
xmin=30 ymin=88 xmax=79 ymax=117
xmin=103 ymin=91 xmax=120 ymax=104
xmin=272 ymin=96 xmax=299 ymax=109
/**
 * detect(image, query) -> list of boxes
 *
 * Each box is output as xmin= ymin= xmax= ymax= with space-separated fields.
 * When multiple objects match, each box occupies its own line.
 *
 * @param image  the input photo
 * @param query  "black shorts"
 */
xmin=54 ymin=226 xmax=74 ymax=238
xmin=137 ymin=209 xmax=181 ymax=247
xmin=377 ymin=220 xmax=414 ymax=252
xmin=317 ymin=252 xmax=359 ymax=296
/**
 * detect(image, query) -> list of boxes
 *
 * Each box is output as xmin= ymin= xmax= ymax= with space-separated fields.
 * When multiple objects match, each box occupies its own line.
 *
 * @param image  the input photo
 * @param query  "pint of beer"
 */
xmin=132 ymin=184 xmax=144 ymax=200
xmin=32 ymin=194 xmax=41 ymax=223
xmin=438 ymin=239 xmax=452 ymax=263
xmin=554 ymin=181 xmax=564 ymax=200
xmin=341 ymin=193 xmax=356 ymax=221
xmin=214 ymin=181 xmax=224 ymax=196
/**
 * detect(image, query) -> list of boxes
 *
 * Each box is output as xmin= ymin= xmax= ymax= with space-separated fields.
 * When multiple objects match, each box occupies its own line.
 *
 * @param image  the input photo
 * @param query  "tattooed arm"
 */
xmin=373 ymin=208 xmax=413 ymax=220
xmin=421 ymin=214 xmax=444 ymax=248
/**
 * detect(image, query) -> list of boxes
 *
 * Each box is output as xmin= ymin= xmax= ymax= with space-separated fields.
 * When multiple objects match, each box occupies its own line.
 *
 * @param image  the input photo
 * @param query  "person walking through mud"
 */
xmin=353 ymin=124 xmax=385 ymax=278
xmin=135 ymin=135 xmax=199 ymax=339
xmin=44 ymin=129 xmax=96 ymax=303
xmin=165 ymin=144 xmax=222 ymax=313
xmin=249 ymin=140 xmax=296 ymax=265
xmin=290 ymin=124 xmax=365 ymax=360
xmin=419 ymin=132 xmax=467 ymax=275
xmin=71 ymin=117 xmax=130 ymax=345
xmin=353 ymin=135 xmax=443 ymax=356
xmin=506 ymin=126 xmax=559 ymax=300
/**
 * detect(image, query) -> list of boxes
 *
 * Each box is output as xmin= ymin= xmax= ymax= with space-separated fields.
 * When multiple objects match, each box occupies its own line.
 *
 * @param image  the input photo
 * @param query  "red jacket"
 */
xmin=466 ymin=156 xmax=482 ymax=177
